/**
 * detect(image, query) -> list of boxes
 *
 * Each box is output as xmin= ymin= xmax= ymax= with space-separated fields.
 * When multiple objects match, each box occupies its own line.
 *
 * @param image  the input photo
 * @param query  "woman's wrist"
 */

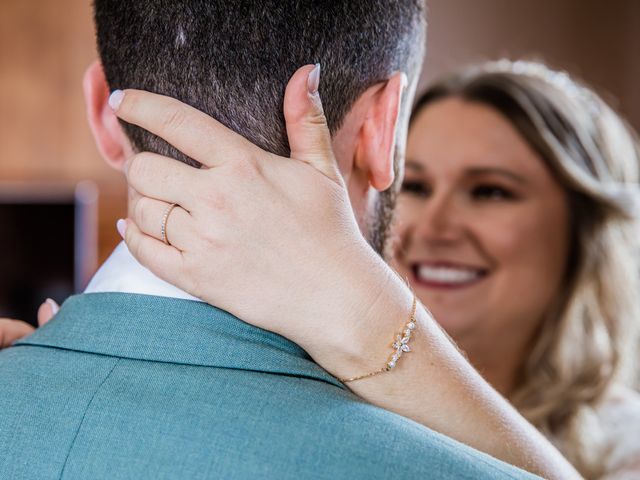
xmin=293 ymin=241 xmax=415 ymax=380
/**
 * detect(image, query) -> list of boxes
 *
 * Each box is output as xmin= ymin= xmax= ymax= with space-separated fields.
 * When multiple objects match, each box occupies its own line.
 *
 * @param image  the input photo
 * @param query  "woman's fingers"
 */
xmin=126 ymin=152 xmax=202 ymax=211
xmin=110 ymin=89 xmax=253 ymax=168
xmin=37 ymin=299 xmax=58 ymax=327
xmin=0 ymin=319 xmax=35 ymax=349
xmin=283 ymin=64 xmax=342 ymax=184
xmin=0 ymin=300 xmax=58 ymax=349
xmin=123 ymin=220 xmax=189 ymax=291
xmin=130 ymin=194 xmax=194 ymax=250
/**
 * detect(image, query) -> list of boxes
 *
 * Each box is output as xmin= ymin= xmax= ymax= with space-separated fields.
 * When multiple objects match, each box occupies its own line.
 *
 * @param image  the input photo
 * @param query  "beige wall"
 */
xmin=422 ymin=0 xmax=640 ymax=128
xmin=0 ymin=0 xmax=638 ymax=263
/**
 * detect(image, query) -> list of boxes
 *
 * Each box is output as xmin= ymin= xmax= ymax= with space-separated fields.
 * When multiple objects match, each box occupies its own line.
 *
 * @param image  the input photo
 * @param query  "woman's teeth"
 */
xmin=416 ymin=265 xmax=484 ymax=285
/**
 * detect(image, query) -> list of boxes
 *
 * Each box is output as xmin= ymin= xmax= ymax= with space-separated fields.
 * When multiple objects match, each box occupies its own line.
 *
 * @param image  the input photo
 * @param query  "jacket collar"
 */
xmin=16 ymin=293 xmax=344 ymax=389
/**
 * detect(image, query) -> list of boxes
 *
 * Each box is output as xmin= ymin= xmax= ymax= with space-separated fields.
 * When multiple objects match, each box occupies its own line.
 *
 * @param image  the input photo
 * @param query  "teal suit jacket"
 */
xmin=0 ymin=293 xmax=538 ymax=479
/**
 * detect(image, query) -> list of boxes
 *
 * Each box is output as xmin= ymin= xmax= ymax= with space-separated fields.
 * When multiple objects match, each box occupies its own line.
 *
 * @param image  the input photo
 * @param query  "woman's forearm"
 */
xmin=297 ymin=254 xmax=581 ymax=479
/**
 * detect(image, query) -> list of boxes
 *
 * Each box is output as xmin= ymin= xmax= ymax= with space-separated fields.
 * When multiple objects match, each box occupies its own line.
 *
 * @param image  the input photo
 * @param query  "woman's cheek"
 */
xmin=480 ymin=205 xmax=568 ymax=323
xmin=393 ymin=198 xmax=419 ymax=241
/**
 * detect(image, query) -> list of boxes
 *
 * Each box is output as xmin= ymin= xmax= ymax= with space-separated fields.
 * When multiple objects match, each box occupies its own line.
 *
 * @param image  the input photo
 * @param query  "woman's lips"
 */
xmin=411 ymin=262 xmax=489 ymax=290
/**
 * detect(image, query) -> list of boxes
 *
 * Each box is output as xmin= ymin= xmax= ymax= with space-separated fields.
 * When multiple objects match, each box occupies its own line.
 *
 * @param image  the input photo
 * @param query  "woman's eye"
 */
xmin=472 ymin=185 xmax=514 ymax=200
xmin=401 ymin=181 xmax=430 ymax=197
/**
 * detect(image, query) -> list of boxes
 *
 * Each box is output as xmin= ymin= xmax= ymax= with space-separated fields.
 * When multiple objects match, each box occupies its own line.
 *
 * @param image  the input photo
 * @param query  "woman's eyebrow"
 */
xmin=404 ymin=162 xmax=526 ymax=184
xmin=466 ymin=167 xmax=527 ymax=184
xmin=405 ymin=160 xmax=425 ymax=172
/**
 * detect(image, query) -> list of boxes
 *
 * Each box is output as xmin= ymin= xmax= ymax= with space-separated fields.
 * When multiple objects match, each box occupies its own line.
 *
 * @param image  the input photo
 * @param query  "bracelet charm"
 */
xmin=341 ymin=293 xmax=417 ymax=383
xmin=388 ymin=317 xmax=416 ymax=369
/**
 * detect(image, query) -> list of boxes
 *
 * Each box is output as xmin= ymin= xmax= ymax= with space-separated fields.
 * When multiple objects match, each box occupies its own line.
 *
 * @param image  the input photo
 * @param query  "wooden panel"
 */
xmin=0 ymin=0 xmax=126 ymax=265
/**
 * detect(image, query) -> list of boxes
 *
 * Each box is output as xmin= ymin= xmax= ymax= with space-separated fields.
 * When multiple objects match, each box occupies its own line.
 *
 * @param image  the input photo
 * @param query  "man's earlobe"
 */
xmin=83 ymin=60 xmax=130 ymax=170
xmin=355 ymin=72 xmax=406 ymax=192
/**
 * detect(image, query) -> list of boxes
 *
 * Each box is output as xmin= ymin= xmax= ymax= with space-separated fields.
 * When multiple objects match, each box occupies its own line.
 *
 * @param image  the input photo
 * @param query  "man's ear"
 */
xmin=83 ymin=60 xmax=131 ymax=170
xmin=354 ymin=72 xmax=407 ymax=191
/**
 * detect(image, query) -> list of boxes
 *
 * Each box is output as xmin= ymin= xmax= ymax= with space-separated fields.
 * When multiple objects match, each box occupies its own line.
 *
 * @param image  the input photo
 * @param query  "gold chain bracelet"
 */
xmin=340 ymin=293 xmax=418 ymax=383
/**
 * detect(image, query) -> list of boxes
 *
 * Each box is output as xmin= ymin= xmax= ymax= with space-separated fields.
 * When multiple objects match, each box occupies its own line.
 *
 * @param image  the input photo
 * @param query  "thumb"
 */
xmin=284 ymin=64 xmax=342 ymax=184
xmin=37 ymin=298 xmax=59 ymax=327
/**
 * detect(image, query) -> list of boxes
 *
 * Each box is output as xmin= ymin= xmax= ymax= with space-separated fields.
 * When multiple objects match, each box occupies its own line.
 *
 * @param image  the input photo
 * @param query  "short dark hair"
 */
xmin=94 ymin=1 xmax=426 ymax=166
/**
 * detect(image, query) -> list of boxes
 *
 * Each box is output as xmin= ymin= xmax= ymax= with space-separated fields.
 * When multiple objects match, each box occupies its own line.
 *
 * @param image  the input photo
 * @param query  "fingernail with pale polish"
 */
xmin=116 ymin=218 xmax=127 ymax=239
xmin=307 ymin=63 xmax=321 ymax=95
xmin=45 ymin=298 xmax=59 ymax=315
xmin=109 ymin=90 xmax=125 ymax=111
xmin=401 ymin=72 xmax=409 ymax=90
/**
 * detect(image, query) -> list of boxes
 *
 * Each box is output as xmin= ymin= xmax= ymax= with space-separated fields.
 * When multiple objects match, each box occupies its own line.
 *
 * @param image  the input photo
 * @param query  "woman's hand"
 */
xmin=114 ymin=65 xmax=581 ymax=478
xmin=0 ymin=299 xmax=58 ymax=349
xmin=116 ymin=65 xmax=391 ymax=373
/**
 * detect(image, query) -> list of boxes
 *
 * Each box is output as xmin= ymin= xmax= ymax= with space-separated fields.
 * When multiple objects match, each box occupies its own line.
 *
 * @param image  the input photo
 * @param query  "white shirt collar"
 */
xmin=84 ymin=241 xmax=201 ymax=302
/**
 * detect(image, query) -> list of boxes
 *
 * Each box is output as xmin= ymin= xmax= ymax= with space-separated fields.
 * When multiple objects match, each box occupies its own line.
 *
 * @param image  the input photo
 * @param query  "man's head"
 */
xmin=85 ymin=1 xmax=426 ymax=256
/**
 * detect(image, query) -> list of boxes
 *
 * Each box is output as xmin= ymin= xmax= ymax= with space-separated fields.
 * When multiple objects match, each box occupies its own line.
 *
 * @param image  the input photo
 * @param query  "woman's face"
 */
xmin=393 ymin=97 xmax=571 ymax=347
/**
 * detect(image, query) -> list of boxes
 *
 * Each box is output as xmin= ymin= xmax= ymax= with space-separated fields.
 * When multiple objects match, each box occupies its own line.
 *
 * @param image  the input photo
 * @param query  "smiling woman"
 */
xmin=396 ymin=96 xmax=571 ymax=364
xmin=391 ymin=60 xmax=640 ymax=479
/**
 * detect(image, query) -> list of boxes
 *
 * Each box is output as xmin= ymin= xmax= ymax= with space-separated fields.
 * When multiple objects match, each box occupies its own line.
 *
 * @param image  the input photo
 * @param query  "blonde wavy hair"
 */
xmin=411 ymin=60 xmax=640 ymax=478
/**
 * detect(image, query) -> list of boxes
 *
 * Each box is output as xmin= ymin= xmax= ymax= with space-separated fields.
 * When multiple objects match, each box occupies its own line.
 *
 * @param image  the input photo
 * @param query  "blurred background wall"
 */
xmin=0 ymin=0 xmax=639 ymax=266
xmin=0 ymin=0 xmax=123 ymax=264
xmin=422 ymin=0 xmax=640 ymax=128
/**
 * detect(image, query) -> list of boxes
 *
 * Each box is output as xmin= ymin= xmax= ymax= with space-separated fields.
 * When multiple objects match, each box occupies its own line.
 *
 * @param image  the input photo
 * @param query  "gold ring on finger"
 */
xmin=161 ymin=203 xmax=179 ymax=246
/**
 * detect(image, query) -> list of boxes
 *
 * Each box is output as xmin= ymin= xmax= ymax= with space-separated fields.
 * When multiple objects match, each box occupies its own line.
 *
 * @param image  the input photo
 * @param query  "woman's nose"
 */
xmin=413 ymin=193 xmax=463 ymax=244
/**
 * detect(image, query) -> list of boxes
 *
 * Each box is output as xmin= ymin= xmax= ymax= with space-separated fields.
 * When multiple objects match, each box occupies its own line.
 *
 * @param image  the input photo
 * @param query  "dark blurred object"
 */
xmin=0 ymin=182 xmax=98 ymax=326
